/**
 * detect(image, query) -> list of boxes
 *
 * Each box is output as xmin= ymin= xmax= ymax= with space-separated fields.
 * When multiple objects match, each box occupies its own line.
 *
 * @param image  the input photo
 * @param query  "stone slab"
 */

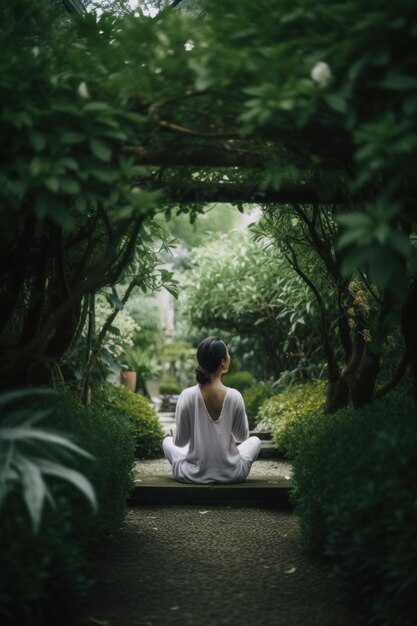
xmin=127 ymin=474 xmax=293 ymax=508
xmin=258 ymin=441 xmax=286 ymax=459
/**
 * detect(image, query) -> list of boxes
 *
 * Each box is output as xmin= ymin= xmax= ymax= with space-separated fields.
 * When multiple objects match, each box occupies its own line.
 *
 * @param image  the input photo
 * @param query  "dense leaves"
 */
xmin=182 ymin=231 xmax=324 ymax=380
xmin=286 ymin=386 xmax=417 ymax=626
xmin=0 ymin=390 xmax=96 ymax=534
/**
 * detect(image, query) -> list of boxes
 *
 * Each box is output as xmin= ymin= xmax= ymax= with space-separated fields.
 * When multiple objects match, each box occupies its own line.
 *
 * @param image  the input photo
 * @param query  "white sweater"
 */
xmin=172 ymin=384 xmax=251 ymax=483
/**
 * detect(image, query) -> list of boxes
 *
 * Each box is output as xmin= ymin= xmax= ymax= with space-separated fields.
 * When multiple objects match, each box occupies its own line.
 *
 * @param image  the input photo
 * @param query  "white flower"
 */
xmin=77 ymin=82 xmax=90 ymax=99
xmin=311 ymin=62 xmax=332 ymax=88
xmin=90 ymin=294 xmax=141 ymax=361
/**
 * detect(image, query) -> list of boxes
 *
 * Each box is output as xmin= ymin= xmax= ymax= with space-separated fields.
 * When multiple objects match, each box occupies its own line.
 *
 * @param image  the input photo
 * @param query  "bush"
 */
xmin=287 ymin=386 xmax=417 ymax=626
xmin=159 ymin=380 xmax=181 ymax=395
xmin=258 ymin=381 xmax=326 ymax=452
xmin=222 ymin=370 xmax=253 ymax=392
xmin=0 ymin=386 xmax=136 ymax=626
xmin=95 ymin=383 xmax=164 ymax=458
xmin=242 ymin=383 xmax=274 ymax=429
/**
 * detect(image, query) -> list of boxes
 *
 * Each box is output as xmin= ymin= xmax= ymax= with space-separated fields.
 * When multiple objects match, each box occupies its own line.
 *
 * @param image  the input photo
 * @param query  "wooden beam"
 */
xmin=158 ymin=182 xmax=340 ymax=204
xmin=124 ymin=145 xmax=265 ymax=167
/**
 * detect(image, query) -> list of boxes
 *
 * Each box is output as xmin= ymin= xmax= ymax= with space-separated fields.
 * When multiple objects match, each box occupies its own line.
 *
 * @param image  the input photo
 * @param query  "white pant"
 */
xmin=163 ymin=436 xmax=261 ymax=466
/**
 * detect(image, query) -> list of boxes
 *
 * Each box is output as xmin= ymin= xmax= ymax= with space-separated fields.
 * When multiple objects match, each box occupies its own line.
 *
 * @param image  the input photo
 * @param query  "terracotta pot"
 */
xmin=120 ymin=370 xmax=137 ymax=392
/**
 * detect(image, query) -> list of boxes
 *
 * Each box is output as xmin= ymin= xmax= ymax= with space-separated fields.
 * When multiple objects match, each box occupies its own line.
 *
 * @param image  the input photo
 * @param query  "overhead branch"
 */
xmin=123 ymin=145 xmax=264 ymax=167
xmin=157 ymin=120 xmax=238 ymax=139
xmin=156 ymin=182 xmax=342 ymax=204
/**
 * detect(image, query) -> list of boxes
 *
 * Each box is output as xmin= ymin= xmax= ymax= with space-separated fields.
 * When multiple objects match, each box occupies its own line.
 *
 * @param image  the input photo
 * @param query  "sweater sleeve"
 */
xmin=174 ymin=391 xmax=191 ymax=447
xmin=231 ymin=392 xmax=250 ymax=443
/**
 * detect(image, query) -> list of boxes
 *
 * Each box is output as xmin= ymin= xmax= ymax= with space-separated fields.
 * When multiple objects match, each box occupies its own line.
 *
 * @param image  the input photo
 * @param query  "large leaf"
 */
xmin=19 ymin=456 xmax=48 ymax=534
xmin=35 ymin=458 xmax=98 ymax=513
xmin=0 ymin=427 xmax=95 ymax=460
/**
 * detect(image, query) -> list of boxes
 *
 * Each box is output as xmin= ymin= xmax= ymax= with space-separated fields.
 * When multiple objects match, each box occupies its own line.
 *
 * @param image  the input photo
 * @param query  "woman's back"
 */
xmin=171 ymin=385 xmax=250 ymax=483
xmin=162 ymin=335 xmax=261 ymax=484
xmin=198 ymin=382 xmax=228 ymax=421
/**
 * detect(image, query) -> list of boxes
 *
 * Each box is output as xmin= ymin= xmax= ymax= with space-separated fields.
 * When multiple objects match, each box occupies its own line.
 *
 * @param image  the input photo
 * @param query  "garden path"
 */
xmin=80 ymin=416 xmax=357 ymax=625
xmin=81 ymin=505 xmax=357 ymax=626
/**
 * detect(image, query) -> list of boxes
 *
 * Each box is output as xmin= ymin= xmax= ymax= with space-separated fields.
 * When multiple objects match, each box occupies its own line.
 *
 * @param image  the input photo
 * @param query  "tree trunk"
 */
xmin=401 ymin=276 xmax=417 ymax=402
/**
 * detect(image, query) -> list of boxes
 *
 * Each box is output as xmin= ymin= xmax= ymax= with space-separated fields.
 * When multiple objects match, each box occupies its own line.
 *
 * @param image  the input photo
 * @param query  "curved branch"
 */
xmin=283 ymin=240 xmax=340 ymax=381
xmin=157 ymin=119 xmax=238 ymax=139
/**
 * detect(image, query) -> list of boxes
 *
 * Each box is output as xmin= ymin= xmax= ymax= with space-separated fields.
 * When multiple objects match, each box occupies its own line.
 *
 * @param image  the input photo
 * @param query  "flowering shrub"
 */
xmin=94 ymin=293 xmax=141 ymax=360
xmin=258 ymin=381 xmax=327 ymax=452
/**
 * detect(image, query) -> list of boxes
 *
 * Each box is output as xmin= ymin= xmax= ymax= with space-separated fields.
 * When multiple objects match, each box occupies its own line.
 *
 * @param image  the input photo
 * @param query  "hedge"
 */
xmin=0 ymin=386 xmax=136 ymax=626
xmin=286 ymin=385 xmax=417 ymax=626
xmin=257 ymin=380 xmax=326 ymax=452
xmin=94 ymin=383 xmax=164 ymax=458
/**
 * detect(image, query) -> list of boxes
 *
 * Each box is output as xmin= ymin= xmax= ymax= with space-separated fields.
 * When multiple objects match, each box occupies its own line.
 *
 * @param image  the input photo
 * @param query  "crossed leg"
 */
xmin=237 ymin=436 xmax=262 ymax=463
xmin=162 ymin=436 xmax=189 ymax=465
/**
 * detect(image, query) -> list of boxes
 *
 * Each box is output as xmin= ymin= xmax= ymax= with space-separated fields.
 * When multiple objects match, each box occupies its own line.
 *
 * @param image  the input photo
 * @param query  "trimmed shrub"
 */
xmin=258 ymin=381 xmax=326 ymax=452
xmin=95 ymin=383 xmax=164 ymax=458
xmin=222 ymin=370 xmax=253 ymax=392
xmin=159 ymin=380 xmax=181 ymax=395
xmin=242 ymin=383 xmax=274 ymax=429
xmin=287 ymin=387 xmax=417 ymax=626
xmin=0 ymin=387 xmax=135 ymax=626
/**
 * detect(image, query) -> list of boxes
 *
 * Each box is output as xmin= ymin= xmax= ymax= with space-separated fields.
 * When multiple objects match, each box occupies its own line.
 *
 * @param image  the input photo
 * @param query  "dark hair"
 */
xmin=195 ymin=336 xmax=228 ymax=385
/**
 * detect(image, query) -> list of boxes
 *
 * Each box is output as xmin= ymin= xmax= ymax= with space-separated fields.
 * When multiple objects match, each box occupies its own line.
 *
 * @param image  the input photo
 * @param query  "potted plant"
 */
xmin=120 ymin=348 xmax=139 ymax=392
xmin=120 ymin=347 xmax=163 ymax=395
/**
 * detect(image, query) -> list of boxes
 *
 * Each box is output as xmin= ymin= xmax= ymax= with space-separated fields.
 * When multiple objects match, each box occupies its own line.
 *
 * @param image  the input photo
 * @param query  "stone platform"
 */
xmin=128 ymin=474 xmax=293 ymax=508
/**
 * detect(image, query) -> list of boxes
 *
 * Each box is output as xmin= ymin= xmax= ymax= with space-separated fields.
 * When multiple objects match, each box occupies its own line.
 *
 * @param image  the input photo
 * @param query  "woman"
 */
xmin=163 ymin=336 xmax=261 ymax=483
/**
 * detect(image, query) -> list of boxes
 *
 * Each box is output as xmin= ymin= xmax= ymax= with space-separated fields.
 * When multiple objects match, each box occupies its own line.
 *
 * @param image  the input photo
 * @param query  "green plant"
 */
xmin=95 ymin=383 xmax=164 ymax=458
xmin=286 ymin=385 xmax=417 ymax=626
xmin=159 ymin=380 xmax=181 ymax=395
xmin=122 ymin=346 xmax=162 ymax=378
xmin=242 ymin=383 xmax=274 ymax=429
xmin=222 ymin=370 xmax=254 ymax=392
xmin=184 ymin=231 xmax=323 ymax=381
xmin=0 ymin=390 xmax=97 ymax=535
xmin=258 ymin=381 xmax=326 ymax=452
xmin=0 ymin=386 xmax=135 ymax=625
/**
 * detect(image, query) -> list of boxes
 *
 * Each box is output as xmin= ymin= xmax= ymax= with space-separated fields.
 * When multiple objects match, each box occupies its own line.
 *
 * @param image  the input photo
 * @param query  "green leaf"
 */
xmin=335 ymin=213 xmax=372 ymax=227
xmin=324 ymin=94 xmax=347 ymax=113
xmin=83 ymin=102 xmax=111 ymax=112
xmin=59 ymin=176 xmax=80 ymax=195
xmin=61 ymin=132 xmax=85 ymax=145
xmin=90 ymin=169 xmax=119 ymax=183
xmin=35 ymin=459 xmax=98 ymax=513
xmin=380 ymin=74 xmax=417 ymax=90
xmin=387 ymin=231 xmax=412 ymax=258
xmin=29 ymin=130 xmax=46 ymax=152
xmin=106 ymin=293 xmax=124 ymax=310
xmin=75 ymin=196 xmax=87 ymax=212
xmin=45 ymin=177 xmax=60 ymax=192
xmin=59 ymin=157 xmax=79 ymax=171
xmin=0 ymin=389 xmax=55 ymax=407
xmin=20 ymin=457 xmax=47 ymax=534
xmin=0 ymin=427 xmax=95 ymax=459
xmin=90 ymin=139 xmax=111 ymax=162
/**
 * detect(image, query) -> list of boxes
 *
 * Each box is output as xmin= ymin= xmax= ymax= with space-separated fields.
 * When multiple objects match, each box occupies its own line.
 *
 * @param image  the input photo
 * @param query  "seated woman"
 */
xmin=163 ymin=336 xmax=261 ymax=483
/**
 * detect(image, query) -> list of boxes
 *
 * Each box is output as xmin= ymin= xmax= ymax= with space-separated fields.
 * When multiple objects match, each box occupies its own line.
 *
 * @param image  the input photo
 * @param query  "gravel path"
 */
xmin=134 ymin=458 xmax=293 ymax=479
xmin=81 ymin=505 xmax=357 ymax=626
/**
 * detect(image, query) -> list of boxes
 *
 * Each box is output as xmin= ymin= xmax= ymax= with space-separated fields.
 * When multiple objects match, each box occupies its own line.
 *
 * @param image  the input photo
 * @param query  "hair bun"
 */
xmin=195 ymin=366 xmax=211 ymax=385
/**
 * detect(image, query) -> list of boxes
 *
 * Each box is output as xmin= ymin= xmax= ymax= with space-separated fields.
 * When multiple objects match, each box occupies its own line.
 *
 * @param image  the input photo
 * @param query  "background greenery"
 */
xmin=0 ymin=386 xmax=136 ymax=626
xmin=283 ymin=382 xmax=417 ymax=626
xmin=1 ymin=1 xmax=417 ymax=625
